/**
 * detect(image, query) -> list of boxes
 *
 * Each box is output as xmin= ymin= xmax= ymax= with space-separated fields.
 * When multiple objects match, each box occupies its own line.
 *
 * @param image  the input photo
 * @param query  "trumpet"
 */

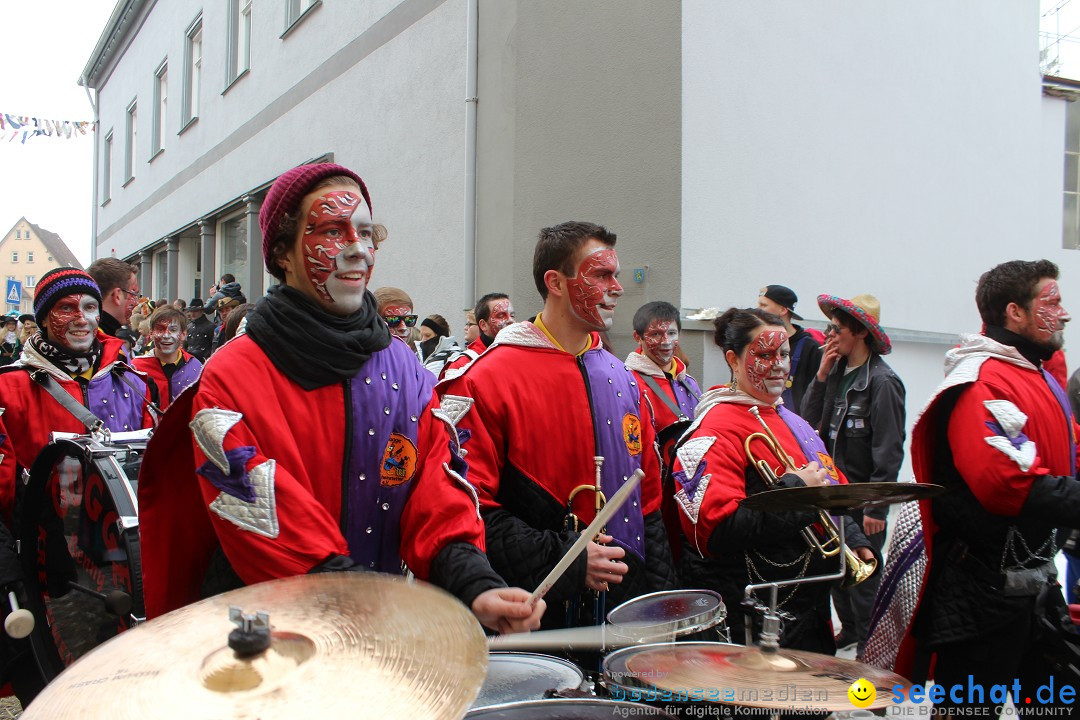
xmin=743 ymin=406 xmax=877 ymax=588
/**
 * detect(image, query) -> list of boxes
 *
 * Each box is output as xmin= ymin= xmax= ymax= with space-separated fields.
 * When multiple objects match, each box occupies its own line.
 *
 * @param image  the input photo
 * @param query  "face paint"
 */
xmin=152 ymin=319 xmax=185 ymax=361
xmin=641 ymin=319 xmax=680 ymax=368
xmin=382 ymin=305 xmax=414 ymax=340
xmin=486 ymin=299 xmax=515 ymax=335
xmin=1031 ymin=280 xmax=1070 ymax=350
xmin=742 ymin=327 xmax=790 ymax=399
xmin=566 ymin=248 xmax=622 ymax=330
xmin=47 ymin=294 xmax=99 ymax=353
xmin=299 ymin=189 xmax=375 ymax=315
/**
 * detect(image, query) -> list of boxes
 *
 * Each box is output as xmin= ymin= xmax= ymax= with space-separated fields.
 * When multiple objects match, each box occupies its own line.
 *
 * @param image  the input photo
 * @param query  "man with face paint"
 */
xmin=756 ymin=285 xmax=822 ymax=418
xmin=626 ymin=301 xmax=701 ymax=433
xmin=138 ymin=163 xmax=544 ymax=636
xmin=373 ymin=287 xmax=417 ymax=344
xmin=440 ymin=292 xmax=515 ymax=379
xmin=440 ymin=221 xmax=675 ymax=632
xmin=877 ymin=260 xmax=1080 ymax=715
xmin=132 ymin=306 xmax=203 ymax=411
xmin=799 ymin=293 xmax=904 ymax=654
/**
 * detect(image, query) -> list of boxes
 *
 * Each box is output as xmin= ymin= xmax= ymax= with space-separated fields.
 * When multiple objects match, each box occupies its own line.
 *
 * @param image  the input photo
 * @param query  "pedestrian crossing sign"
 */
xmin=6 ymin=280 xmax=20 ymax=306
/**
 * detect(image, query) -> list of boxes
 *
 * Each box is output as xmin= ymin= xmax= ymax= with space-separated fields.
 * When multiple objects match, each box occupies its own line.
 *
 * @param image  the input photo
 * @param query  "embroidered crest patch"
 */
xmin=816 ymin=452 xmax=839 ymax=482
xmin=623 ymin=413 xmax=642 ymax=456
xmin=381 ymin=433 xmax=418 ymax=487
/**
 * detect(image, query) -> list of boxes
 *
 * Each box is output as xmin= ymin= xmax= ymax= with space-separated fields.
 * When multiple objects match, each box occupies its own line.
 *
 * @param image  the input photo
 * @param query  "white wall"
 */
xmin=682 ymin=1 xmax=1080 ymax=470
xmin=92 ymin=0 xmax=469 ymax=325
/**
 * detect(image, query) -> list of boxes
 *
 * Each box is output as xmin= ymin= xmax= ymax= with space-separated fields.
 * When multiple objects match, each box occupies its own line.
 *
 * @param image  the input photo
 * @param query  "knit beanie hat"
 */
xmin=258 ymin=163 xmax=372 ymax=272
xmin=34 ymin=268 xmax=102 ymax=327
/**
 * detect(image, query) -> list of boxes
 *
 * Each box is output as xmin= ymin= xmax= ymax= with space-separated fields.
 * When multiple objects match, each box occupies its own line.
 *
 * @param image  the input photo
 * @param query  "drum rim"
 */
xmin=473 ymin=651 xmax=586 ymax=709
xmin=465 ymin=697 xmax=675 ymax=718
xmin=606 ymin=589 xmax=726 ymax=639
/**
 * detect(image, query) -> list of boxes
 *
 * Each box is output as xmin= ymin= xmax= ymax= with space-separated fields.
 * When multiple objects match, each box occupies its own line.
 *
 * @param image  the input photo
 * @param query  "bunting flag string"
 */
xmin=0 ymin=113 xmax=93 ymax=144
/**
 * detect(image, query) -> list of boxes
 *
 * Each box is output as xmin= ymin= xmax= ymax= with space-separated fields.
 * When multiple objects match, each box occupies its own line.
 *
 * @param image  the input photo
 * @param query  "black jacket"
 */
xmin=185 ymin=314 xmax=215 ymax=362
xmin=482 ymin=462 xmax=675 ymax=630
xmin=783 ymin=326 xmax=822 ymax=418
xmin=800 ymin=353 xmax=906 ymax=520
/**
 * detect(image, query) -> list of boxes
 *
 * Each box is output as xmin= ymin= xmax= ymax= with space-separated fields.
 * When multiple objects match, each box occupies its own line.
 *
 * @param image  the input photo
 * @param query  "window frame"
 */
xmin=102 ymin=130 xmax=114 ymax=205
xmin=181 ymin=14 xmax=203 ymax=133
xmin=282 ymin=0 xmax=321 ymax=38
xmin=124 ymin=98 xmax=137 ymax=185
xmin=152 ymin=59 xmax=168 ymax=159
xmin=226 ymin=0 xmax=252 ymax=91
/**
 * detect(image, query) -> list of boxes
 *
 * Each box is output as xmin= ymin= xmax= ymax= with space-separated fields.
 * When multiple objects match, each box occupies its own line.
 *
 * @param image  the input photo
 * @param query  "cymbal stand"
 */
xmin=743 ymin=511 xmax=850 ymax=652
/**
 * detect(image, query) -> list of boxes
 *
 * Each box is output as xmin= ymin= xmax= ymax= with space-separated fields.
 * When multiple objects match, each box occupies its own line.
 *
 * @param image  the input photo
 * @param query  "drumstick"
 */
xmin=528 ymin=469 xmax=644 ymax=605
xmin=488 ymin=623 xmax=648 ymax=651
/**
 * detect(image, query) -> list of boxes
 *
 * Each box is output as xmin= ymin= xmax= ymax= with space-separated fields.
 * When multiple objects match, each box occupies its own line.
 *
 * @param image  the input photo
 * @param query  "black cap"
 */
xmin=760 ymin=285 xmax=803 ymax=321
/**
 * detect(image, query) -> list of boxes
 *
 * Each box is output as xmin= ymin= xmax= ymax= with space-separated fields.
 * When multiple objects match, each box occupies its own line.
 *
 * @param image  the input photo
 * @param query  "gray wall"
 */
xmin=476 ymin=0 xmax=682 ymax=354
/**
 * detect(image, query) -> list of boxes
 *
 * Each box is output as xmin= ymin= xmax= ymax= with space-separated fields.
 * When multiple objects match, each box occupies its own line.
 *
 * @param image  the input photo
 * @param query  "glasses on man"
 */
xmin=119 ymin=288 xmax=144 ymax=300
xmin=383 ymin=314 xmax=418 ymax=327
xmin=824 ymin=323 xmax=840 ymax=336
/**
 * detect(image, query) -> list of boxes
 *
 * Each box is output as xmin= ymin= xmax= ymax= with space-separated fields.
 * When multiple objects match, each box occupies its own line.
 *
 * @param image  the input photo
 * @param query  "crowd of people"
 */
xmin=0 ymin=161 xmax=1076 ymax=715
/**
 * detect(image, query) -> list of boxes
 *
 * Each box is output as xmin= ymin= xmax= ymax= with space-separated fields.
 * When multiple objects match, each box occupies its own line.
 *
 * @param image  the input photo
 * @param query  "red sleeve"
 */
xmin=0 ymin=413 xmax=15 ymax=521
xmin=438 ymin=376 xmax=507 ymax=512
xmin=671 ymin=423 xmax=750 ymax=554
xmin=400 ymin=390 xmax=486 ymax=579
xmin=948 ymin=381 xmax=1050 ymax=516
xmin=190 ymin=386 xmax=349 ymax=584
xmin=637 ymin=387 xmax=663 ymax=515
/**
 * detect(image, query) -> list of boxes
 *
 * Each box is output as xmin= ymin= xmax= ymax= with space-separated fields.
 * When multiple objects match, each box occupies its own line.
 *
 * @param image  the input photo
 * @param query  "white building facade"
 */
xmin=84 ymin=0 xmax=1079 ymax=470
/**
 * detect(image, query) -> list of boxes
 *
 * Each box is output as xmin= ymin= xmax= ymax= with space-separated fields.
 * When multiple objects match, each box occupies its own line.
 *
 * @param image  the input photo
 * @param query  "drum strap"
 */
xmin=641 ymin=374 xmax=689 ymax=421
xmin=29 ymin=370 xmax=105 ymax=435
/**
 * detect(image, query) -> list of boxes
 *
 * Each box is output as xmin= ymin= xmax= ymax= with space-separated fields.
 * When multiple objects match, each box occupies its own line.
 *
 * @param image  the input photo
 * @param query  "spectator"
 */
xmin=184 ymin=298 xmax=215 ymax=363
xmin=87 ymin=257 xmax=140 ymax=343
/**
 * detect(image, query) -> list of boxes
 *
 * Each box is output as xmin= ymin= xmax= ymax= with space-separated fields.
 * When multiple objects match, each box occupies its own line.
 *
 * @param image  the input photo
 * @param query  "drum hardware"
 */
xmin=563 ymin=456 xmax=608 ymax=628
xmin=3 ymin=590 xmax=34 ymax=639
xmin=466 ymin=698 xmax=677 ymax=718
xmin=472 ymin=652 xmax=586 ymax=710
xmin=21 ymin=573 xmax=487 ymax=720
xmin=743 ymin=405 xmax=876 ymax=588
xmin=66 ymin=581 xmax=133 ymax=619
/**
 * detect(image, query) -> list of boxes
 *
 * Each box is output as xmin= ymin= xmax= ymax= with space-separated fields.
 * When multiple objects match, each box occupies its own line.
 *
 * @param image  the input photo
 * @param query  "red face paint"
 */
xmin=641 ymin=319 xmax=679 ymax=368
xmin=486 ymin=299 xmax=515 ymax=335
xmin=381 ymin=304 xmax=414 ymax=340
xmin=1033 ymin=280 xmax=1070 ymax=339
xmin=151 ymin=319 xmax=185 ymax=361
xmin=301 ymin=190 xmax=375 ymax=311
xmin=47 ymin=294 xmax=99 ymax=353
xmin=566 ymin=248 xmax=622 ymax=330
xmin=742 ymin=328 xmax=790 ymax=398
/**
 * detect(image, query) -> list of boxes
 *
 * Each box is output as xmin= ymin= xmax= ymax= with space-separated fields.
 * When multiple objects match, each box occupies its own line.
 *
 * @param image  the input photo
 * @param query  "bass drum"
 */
xmin=16 ymin=432 xmax=147 ymax=685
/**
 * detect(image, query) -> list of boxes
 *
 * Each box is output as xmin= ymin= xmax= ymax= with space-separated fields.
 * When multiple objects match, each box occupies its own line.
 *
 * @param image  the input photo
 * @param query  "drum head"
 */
xmin=17 ymin=437 xmax=144 ymax=682
xmin=473 ymin=653 xmax=585 ymax=709
xmin=467 ymin=699 xmax=676 ymax=718
xmin=607 ymin=589 xmax=725 ymax=640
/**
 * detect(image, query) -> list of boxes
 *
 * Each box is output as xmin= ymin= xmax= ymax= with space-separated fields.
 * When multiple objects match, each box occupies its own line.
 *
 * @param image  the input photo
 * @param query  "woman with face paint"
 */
xmin=138 ymin=163 xmax=544 ymax=637
xmin=131 ymin=306 xmax=203 ymax=411
xmin=670 ymin=307 xmax=876 ymax=656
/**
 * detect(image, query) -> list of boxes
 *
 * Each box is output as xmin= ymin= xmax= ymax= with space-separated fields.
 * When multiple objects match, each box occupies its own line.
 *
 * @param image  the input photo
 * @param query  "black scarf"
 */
xmin=29 ymin=332 xmax=102 ymax=377
xmin=984 ymin=324 xmax=1055 ymax=367
xmin=244 ymin=285 xmax=392 ymax=390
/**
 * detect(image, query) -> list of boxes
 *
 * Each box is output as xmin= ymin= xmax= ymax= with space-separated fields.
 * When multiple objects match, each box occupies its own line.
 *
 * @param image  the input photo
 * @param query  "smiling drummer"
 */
xmin=131 ymin=305 xmax=203 ymax=411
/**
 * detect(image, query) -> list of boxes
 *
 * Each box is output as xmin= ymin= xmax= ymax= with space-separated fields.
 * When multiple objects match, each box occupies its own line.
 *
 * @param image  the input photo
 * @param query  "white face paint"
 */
xmin=639 ymin=319 xmax=680 ymax=368
xmin=47 ymin=294 xmax=100 ymax=353
xmin=152 ymin=319 xmax=186 ymax=361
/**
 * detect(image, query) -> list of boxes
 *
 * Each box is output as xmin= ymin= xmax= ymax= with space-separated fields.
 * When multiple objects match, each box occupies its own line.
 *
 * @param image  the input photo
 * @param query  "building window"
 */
xmin=155 ymin=249 xmax=168 ymax=300
xmin=153 ymin=60 xmax=167 ymax=155
xmin=284 ymin=0 xmax=319 ymax=34
xmin=182 ymin=16 xmax=203 ymax=129
xmin=124 ymin=99 xmax=137 ymax=183
xmin=103 ymin=131 xmax=113 ymax=203
xmin=10 ymin=253 xmax=17 ymax=263
xmin=218 ymin=211 xmax=248 ymax=287
xmin=13 ymin=231 xmax=18 ymax=240
xmin=26 ymin=252 xmax=33 ymax=263
xmin=47 ymin=256 xmax=53 ymax=263
xmin=24 ymin=276 xmax=34 ymax=288
xmin=227 ymin=0 xmax=252 ymax=86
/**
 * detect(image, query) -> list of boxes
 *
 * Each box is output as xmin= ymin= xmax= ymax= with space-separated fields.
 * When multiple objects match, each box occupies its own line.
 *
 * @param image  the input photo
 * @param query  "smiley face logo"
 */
xmin=848 ymin=678 xmax=876 ymax=708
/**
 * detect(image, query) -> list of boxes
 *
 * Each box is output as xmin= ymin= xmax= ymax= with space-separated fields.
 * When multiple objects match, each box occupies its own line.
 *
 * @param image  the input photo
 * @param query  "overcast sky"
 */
xmin=0 ymin=2 xmax=117 ymax=267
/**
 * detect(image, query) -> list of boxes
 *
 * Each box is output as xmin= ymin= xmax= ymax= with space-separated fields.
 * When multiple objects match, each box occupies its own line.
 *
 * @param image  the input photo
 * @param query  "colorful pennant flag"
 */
xmin=1 ymin=113 xmax=93 ymax=144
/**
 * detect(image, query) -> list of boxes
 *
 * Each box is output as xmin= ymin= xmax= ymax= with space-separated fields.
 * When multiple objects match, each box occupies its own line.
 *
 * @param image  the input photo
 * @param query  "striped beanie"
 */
xmin=34 ymin=268 xmax=102 ymax=327
xmin=259 ymin=163 xmax=371 ymax=272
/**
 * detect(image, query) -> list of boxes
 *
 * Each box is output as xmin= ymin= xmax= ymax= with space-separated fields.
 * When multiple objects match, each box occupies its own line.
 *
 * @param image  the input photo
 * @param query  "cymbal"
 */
xmin=739 ymin=481 xmax=944 ymax=512
xmin=604 ymin=642 xmax=911 ymax=712
xmin=22 ymin=573 xmax=487 ymax=720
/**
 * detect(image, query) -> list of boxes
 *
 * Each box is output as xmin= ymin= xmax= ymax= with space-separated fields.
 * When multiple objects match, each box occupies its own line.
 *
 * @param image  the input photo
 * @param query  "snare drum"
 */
xmin=17 ymin=432 xmax=148 ymax=684
xmin=467 ymin=699 xmax=676 ymax=718
xmin=473 ymin=652 xmax=586 ymax=709
xmin=607 ymin=589 xmax=728 ymax=643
